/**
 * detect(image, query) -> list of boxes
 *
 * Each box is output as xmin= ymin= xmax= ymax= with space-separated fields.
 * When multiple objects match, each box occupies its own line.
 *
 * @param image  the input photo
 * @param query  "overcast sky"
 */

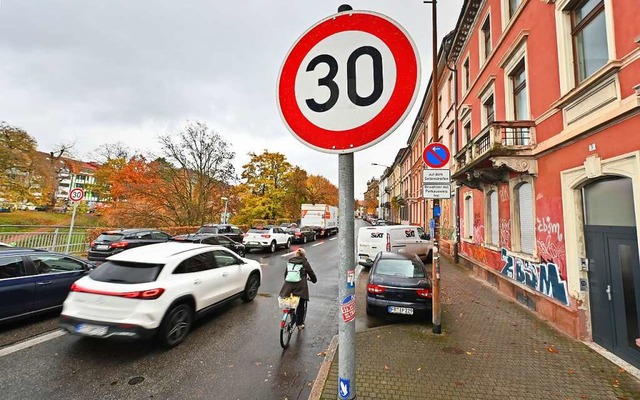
xmin=0 ymin=0 xmax=464 ymax=198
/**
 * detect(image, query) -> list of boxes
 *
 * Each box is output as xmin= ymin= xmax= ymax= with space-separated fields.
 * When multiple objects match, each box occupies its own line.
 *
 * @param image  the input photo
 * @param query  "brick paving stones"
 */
xmin=317 ymin=257 xmax=640 ymax=400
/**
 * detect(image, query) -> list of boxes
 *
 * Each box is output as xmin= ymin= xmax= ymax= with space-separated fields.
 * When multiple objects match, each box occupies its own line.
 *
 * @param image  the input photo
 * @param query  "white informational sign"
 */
xmin=423 ymin=184 xmax=452 ymax=199
xmin=423 ymin=169 xmax=451 ymax=184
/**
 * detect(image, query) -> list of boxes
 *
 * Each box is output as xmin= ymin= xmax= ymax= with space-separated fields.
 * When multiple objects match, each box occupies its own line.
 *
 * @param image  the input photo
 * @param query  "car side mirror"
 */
xmin=426 ymin=234 xmax=431 ymax=240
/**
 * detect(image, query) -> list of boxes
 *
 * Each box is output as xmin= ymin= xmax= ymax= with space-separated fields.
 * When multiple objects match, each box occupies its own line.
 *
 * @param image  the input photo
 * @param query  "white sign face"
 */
xmin=69 ymin=188 xmax=84 ymax=202
xmin=423 ymin=184 xmax=452 ymax=199
xmin=423 ymin=169 xmax=451 ymax=184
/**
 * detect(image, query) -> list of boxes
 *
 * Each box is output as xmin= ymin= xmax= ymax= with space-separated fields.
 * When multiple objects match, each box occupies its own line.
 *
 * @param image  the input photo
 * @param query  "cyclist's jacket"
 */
xmin=278 ymin=255 xmax=317 ymax=300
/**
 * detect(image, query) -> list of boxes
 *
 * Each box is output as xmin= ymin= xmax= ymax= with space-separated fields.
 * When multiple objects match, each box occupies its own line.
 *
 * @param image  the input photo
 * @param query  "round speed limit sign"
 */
xmin=277 ymin=10 xmax=420 ymax=154
xmin=69 ymin=188 xmax=85 ymax=202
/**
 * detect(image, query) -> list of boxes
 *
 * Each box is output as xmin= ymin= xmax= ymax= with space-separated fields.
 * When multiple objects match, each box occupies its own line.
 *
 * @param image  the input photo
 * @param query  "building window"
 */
xmin=464 ymin=194 xmax=474 ymax=239
xmin=481 ymin=16 xmax=492 ymax=62
xmin=448 ymin=75 xmax=453 ymax=106
xmin=510 ymin=60 xmax=528 ymax=120
xmin=516 ymin=182 xmax=534 ymax=254
xmin=463 ymin=120 xmax=472 ymax=145
xmin=462 ymin=57 xmax=470 ymax=92
xmin=509 ymin=0 xmax=522 ymax=17
xmin=483 ymin=94 xmax=495 ymax=126
xmin=487 ymin=190 xmax=499 ymax=245
xmin=571 ymin=0 xmax=608 ymax=82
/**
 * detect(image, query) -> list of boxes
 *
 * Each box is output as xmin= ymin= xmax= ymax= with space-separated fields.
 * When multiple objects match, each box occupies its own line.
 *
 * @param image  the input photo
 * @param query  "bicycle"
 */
xmin=279 ymin=295 xmax=305 ymax=348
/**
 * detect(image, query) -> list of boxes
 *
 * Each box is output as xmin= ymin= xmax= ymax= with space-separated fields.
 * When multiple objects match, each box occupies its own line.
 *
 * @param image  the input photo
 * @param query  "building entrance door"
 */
xmin=584 ymin=177 xmax=640 ymax=367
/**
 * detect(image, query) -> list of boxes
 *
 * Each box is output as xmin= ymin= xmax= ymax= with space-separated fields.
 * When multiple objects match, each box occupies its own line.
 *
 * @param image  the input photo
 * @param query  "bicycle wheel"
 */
xmin=280 ymin=311 xmax=294 ymax=348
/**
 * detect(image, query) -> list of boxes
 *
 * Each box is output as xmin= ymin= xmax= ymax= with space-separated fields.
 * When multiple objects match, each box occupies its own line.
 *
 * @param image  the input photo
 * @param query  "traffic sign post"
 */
xmin=277 ymin=5 xmax=420 ymax=399
xmin=65 ymin=188 xmax=84 ymax=254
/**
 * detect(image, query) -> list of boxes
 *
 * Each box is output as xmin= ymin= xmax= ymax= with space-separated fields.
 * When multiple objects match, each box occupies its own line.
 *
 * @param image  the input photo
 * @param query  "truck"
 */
xmin=300 ymin=204 xmax=338 ymax=237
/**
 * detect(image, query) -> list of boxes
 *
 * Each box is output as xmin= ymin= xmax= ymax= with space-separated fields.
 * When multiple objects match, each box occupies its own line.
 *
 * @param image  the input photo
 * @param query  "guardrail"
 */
xmin=0 ymin=227 xmax=92 ymax=255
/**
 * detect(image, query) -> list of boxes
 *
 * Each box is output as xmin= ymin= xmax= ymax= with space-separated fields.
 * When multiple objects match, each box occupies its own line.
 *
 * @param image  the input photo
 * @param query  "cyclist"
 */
xmin=279 ymin=248 xmax=317 ymax=330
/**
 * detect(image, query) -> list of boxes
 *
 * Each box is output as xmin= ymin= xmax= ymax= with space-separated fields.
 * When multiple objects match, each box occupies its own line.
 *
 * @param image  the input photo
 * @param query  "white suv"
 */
xmin=59 ymin=242 xmax=262 ymax=347
xmin=243 ymin=226 xmax=291 ymax=253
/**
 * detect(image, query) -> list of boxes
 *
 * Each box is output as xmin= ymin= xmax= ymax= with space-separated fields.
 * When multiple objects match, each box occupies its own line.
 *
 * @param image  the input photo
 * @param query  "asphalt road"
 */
xmin=0 ymin=233 xmax=342 ymax=400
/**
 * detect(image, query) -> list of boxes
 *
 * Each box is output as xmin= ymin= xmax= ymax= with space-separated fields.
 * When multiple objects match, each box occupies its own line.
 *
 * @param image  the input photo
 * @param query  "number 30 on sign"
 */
xmin=277 ymin=10 xmax=420 ymax=154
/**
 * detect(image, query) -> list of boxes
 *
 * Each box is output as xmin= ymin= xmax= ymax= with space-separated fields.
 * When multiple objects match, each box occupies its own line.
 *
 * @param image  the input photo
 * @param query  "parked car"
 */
xmin=0 ymin=247 xmax=94 ymax=323
xmin=196 ymin=224 xmax=244 ymax=243
xmin=88 ymin=229 xmax=173 ymax=262
xmin=243 ymin=226 xmax=291 ymax=253
xmin=289 ymin=226 xmax=317 ymax=244
xmin=59 ymin=242 xmax=262 ymax=347
xmin=366 ymin=252 xmax=432 ymax=320
xmin=0 ymin=242 xmax=13 ymax=247
xmin=357 ymin=225 xmax=433 ymax=268
xmin=171 ymin=233 xmax=246 ymax=257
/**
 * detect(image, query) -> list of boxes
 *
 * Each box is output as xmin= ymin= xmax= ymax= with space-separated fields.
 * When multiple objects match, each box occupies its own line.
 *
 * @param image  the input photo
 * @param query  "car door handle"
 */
xmin=37 ymin=281 xmax=52 ymax=286
xmin=194 ymin=279 xmax=202 ymax=285
xmin=222 ymin=272 xmax=229 ymax=277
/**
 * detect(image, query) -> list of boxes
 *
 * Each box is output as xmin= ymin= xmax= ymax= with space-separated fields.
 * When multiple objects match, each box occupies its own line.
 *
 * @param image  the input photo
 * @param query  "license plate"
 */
xmin=388 ymin=306 xmax=414 ymax=315
xmin=76 ymin=323 xmax=108 ymax=336
xmin=96 ymin=245 xmax=109 ymax=250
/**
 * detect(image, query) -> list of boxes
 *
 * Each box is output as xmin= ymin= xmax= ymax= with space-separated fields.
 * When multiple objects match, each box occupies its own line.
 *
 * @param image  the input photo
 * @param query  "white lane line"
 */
xmin=0 ymin=329 xmax=66 ymax=358
xmin=281 ymin=251 xmax=296 ymax=257
xmin=329 ymin=238 xmax=337 ymax=241
xmin=312 ymin=242 xmax=324 ymax=247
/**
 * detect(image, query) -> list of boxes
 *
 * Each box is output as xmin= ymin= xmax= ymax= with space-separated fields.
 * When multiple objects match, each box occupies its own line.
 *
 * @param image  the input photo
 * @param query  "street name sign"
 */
xmin=277 ymin=10 xmax=421 ymax=153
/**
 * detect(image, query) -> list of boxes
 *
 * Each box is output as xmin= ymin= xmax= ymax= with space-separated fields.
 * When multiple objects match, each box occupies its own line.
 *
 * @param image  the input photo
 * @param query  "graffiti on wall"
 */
xmin=499 ymin=186 xmax=509 ymax=202
xmin=536 ymin=216 xmax=565 ymax=274
xmin=500 ymin=248 xmax=569 ymax=305
xmin=499 ymin=219 xmax=511 ymax=248
xmin=473 ymin=214 xmax=484 ymax=245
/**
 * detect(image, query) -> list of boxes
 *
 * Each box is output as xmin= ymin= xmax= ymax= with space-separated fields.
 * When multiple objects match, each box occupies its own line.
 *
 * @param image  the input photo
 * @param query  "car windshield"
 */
xmin=375 ymin=259 xmax=425 ymax=278
xmin=95 ymin=233 xmax=124 ymax=242
xmin=197 ymin=227 xmax=218 ymax=234
xmin=90 ymin=261 xmax=164 ymax=283
xmin=248 ymin=229 xmax=268 ymax=234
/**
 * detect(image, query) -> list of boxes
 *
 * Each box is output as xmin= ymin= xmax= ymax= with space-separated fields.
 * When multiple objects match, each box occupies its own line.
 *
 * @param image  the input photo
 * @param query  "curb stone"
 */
xmin=308 ymin=334 xmax=338 ymax=400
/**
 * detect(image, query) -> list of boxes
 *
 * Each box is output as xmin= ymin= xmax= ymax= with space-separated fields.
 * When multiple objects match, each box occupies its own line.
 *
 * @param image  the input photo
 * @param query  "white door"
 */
xmin=212 ymin=250 xmax=244 ymax=298
xmin=174 ymin=252 xmax=226 ymax=309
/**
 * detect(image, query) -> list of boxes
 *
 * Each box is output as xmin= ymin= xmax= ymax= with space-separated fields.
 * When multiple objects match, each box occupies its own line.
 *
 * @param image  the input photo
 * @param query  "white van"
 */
xmin=357 ymin=225 xmax=433 ymax=268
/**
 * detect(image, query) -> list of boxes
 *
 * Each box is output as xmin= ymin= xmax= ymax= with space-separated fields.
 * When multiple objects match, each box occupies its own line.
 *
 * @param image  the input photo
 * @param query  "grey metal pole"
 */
xmin=65 ymin=202 xmax=78 ymax=254
xmin=338 ymin=152 xmax=356 ymax=400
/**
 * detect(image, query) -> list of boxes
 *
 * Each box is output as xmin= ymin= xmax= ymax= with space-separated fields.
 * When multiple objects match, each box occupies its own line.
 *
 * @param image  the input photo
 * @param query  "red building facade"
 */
xmin=449 ymin=0 xmax=640 ymax=368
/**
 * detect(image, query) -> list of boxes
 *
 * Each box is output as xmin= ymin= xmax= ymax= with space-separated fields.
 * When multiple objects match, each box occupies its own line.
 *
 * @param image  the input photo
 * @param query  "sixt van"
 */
xmin=357 ymin=225 xmax=433 ymax=268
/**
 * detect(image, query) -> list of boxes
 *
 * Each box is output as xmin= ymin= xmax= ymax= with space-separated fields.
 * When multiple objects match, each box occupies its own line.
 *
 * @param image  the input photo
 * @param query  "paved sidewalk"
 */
xmin=315 ymin=257 xmax=640 ymax=400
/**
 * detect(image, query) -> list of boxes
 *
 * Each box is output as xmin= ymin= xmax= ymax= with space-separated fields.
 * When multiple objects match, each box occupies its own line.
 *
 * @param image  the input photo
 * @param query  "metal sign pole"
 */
xmin=65 ymin=202 xmax=78 ymax=254
xmin=338 ymin=152 xmax=356 ymax=400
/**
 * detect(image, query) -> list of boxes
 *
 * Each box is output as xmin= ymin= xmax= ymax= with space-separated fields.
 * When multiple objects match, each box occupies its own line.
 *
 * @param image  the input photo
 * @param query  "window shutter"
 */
xmin=491 ymin=191 xmax=499 ymax=245
xmin=518 ymin=183 xmax=534 ymax=253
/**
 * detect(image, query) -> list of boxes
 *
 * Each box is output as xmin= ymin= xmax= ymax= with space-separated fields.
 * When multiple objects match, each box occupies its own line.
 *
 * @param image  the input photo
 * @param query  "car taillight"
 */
xmin=416 ymin=288 xmax=432 ymax=298
xmin=261 ymin=234 xmax=271 ymax=238
xmin=386 ymin=233 xmax=391 ymax=252
xmin=367 ymin=284 xmax=385 ymax=294
xmin=71 ymin=283 xmax=165 ymax=300
xmin=110 ymin=241 xmax=129 ymax=248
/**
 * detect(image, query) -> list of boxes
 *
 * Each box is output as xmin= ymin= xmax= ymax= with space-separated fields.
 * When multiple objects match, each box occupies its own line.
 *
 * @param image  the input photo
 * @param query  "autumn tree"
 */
xmin=281 ymin=166 xmax=308 ymax=221
xmin=89 ymin=142 xmax=134 ymax=201
xmin=306 ymin=175 xmax=338 ymax=206
xmin=40 ymin=142 xmax=76 ymax=208
xmin=0 ymin=122 xmax=40 ymax=203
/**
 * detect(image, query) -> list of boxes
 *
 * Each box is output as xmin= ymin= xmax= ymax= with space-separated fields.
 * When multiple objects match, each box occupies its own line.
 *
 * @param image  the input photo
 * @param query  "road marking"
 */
xmin=312 ymin=242 xmax=324 ymax=247
xmin=281 ymin=251 xmax=296 ymax=257
xmin=0 ymin=329 xmax=66 ymax=358
xmin=329 ymin=237 xmax=337 ymax=241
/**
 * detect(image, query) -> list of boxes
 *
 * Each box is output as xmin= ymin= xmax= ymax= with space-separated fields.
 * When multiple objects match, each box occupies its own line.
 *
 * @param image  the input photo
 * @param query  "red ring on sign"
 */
xmin=278 ymin=12 xmax=418 ymax=153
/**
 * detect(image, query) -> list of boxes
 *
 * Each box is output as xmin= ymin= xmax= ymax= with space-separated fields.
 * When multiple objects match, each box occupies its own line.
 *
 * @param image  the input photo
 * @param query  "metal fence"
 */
xmin=0 ymin=226 xmax=94 ymax=256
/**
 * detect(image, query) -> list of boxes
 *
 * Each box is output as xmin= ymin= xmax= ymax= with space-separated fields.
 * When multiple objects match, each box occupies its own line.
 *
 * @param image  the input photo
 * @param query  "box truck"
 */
xmin=300 ymin=204 xmax=338 ymax=237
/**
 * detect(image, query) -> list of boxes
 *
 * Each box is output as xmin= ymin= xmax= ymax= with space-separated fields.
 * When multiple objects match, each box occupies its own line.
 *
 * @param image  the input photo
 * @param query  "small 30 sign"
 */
xmin=69 ymin=188 xmax=85 ymax=202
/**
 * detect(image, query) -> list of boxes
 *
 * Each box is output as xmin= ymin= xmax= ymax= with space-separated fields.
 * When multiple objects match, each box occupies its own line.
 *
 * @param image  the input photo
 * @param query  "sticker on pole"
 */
xmin=69 ymin=188 xmax=85 ymax=202
xmin=338 ymin=377 xmax=351 ymax=399
xmin=422 ymin=143 xmax=450 ymax=168
xmin=347 ymin=269 xmax=355 ymax=289
xmin=341 ymin=294 xmax=356 ymax=323
xmin=277 ymin=10 xmax=421 ymax=154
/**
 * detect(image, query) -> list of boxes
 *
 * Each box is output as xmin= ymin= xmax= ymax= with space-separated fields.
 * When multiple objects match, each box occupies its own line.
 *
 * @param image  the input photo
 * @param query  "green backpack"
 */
xmin=285 ymin=262 xmax=303 ymax=283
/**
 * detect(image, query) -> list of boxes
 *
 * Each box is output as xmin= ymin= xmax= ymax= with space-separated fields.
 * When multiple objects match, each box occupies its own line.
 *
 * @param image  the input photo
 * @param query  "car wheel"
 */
xmin=286 ymin=239 xmax=291 ymax=249
xmin=303 ymin=236 xmax=307 ymax=244
xmin=366 ymin=302 xmax=376 ymax=316
xmin=241 ymin=274 xmax=260 ymax=302
xmin=270 ymin=241 xmax=276 ymax=253
xmin=158 ymin=304 xmax=193 ymax=348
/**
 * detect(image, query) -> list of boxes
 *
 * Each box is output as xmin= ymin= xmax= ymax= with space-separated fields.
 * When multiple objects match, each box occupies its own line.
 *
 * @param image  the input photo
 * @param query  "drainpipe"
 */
xmin=446 ymin=59 xmax=460 ymax=264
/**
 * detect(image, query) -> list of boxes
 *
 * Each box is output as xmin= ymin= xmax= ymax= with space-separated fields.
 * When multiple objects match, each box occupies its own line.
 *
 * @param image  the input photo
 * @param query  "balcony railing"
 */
xmin=455 ymin=120 xmax=535 ymax=172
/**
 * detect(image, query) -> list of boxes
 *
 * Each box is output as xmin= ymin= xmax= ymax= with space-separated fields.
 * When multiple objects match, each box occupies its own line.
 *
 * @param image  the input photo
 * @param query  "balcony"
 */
xmin=453 ymin=121 xmax=537 ymax=188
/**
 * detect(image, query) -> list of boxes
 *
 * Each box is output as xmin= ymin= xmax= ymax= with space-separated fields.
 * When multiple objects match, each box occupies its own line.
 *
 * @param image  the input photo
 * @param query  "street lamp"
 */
xmin=221 ymin=197 xmax=228 ymax=224
xmin=371 ymin=162 xmax=390 ymax=168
